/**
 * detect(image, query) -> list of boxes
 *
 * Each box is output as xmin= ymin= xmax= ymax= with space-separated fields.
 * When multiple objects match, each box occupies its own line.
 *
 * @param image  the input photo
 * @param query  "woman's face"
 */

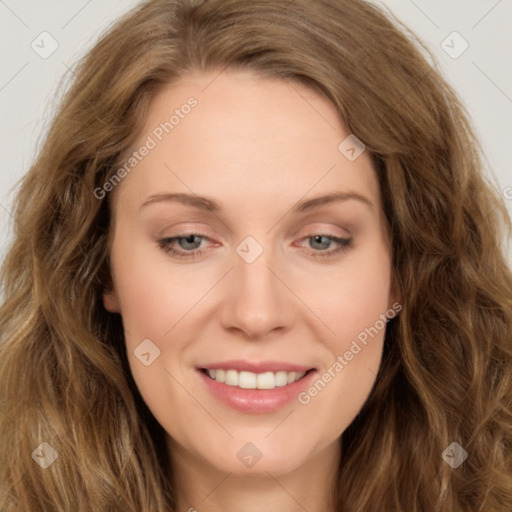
xmin=103 ymin=69 xmax=398 ymax=476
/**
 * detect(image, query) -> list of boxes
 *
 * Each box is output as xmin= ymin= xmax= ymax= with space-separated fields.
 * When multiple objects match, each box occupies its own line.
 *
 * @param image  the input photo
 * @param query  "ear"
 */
xmin=103 ymin=287 xmax=121 ymax=313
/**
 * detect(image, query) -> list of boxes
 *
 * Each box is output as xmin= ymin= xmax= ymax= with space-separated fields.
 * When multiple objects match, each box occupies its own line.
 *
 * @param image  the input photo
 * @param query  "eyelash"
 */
xmin=157 ymin=233 xmax=353 ymax=260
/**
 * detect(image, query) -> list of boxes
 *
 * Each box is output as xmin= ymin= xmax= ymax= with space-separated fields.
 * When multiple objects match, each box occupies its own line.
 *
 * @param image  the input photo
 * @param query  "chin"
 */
xmin=203 ymin=440 xmax=312 ymax=477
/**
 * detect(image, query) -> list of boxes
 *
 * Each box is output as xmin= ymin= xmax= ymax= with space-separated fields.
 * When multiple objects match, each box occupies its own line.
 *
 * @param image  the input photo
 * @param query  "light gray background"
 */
xmin=1 ymin=0 xmax=511 ymax=266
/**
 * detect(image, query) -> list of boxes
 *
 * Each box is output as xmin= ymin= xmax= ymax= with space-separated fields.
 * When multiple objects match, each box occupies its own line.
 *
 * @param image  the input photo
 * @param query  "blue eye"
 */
xmin=157 ymin=233 xmax=352 ymax=260
xmin=173 ymin=234 xmax=203 ymax=251
xmin=304 ymin=235 xmax=352 ymax=257
xmin=158 ymin=234 xmax=208 ymax=259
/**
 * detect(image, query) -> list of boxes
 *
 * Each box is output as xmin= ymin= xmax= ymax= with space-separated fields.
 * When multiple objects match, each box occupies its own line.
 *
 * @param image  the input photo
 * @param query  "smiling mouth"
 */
xmin=199 ymin=368 xmax=315 ymax=390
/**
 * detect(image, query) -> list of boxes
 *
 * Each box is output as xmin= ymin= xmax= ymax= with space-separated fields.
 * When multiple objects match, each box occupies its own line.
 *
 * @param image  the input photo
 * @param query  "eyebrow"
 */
xmin=140 ymin=191 xmax=374 ymax=213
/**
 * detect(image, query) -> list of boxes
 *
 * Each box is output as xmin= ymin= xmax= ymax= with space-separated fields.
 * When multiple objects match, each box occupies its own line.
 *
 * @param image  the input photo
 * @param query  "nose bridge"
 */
xmin=219 ymin=235 xmax=294 ymax=338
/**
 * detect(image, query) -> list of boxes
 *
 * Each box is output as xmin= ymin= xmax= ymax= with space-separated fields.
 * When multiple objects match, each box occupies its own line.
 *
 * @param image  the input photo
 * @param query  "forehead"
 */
xmin=112 ymin=69 xmax=381 ymax=217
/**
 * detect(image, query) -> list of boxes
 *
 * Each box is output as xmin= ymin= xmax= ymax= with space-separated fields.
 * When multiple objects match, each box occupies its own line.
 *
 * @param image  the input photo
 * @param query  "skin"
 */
xmin=103 ymin=69 xmax=398 ymax=512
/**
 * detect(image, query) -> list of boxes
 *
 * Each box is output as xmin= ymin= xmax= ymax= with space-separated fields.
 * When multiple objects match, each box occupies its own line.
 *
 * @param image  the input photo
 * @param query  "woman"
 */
xmin=1 ymin=0 xmax=511 ymax=510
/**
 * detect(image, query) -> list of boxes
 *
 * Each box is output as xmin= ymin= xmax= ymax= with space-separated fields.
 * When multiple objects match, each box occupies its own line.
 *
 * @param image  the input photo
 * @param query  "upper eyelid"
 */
xmin=152 ymin=214 xmax=355 ymax=233
xmin=159 ymin=221 xmax=353 ymax=239
xmin=162 ymin=232 xmax=349 ymax=243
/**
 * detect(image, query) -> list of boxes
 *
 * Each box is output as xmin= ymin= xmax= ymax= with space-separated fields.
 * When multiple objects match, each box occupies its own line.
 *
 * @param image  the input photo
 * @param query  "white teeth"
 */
xmin=275 ymin=371 xmax=289 ymax=386
xmin=239 ymin=371 xmax=257 ymax=389
xmin=204 ymin=368 xmax=307 ymax=389
xmin=258 ymin=371 xmax=277 ymax=389
xmin=225 ymin=369 xmax=239 ymax=386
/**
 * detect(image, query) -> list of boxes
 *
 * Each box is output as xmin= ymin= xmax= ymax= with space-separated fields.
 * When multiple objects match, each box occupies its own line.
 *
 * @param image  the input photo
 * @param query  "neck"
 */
xmin=168 ymin=437 xmax=341 ymax=512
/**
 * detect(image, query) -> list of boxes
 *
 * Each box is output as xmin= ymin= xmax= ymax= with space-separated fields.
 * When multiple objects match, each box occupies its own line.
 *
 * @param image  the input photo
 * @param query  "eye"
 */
xmin=158 ymin=234 xmax=210 ymax=259
xmin=296 ymin=234 xmax=353 ymax=258
xmin=158 ymin=232 xmax=352 ymax=260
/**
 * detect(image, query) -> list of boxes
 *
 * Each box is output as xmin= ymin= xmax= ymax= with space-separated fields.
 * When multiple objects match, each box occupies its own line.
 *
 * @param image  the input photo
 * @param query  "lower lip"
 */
xmin=197 ymin=369 xmax=318 ymax=413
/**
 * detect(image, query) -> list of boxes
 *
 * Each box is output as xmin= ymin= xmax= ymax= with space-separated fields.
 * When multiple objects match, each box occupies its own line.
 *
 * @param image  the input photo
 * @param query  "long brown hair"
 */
xmin=1 ymin=0 xmax=511 ymax=510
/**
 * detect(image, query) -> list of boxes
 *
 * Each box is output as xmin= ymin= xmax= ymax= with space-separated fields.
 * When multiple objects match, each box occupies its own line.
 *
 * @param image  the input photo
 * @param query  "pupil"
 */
xmin=312 ymin=235 xmax=329 ymax=250
xmin=180 ymin=235 xmax=200 ymax=250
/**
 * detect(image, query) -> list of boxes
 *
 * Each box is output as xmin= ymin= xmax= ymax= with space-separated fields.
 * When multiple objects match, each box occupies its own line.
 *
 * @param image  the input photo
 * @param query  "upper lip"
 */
xmin=198 ymin=360 xmax=315 ymax=373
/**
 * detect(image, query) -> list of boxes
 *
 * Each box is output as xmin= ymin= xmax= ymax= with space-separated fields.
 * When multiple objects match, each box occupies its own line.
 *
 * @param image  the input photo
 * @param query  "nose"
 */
xmin=218 ymin=245 xmax=296 ymax=340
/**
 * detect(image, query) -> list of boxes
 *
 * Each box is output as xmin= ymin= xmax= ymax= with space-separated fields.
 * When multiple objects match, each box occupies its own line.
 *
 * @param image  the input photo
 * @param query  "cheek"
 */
xmin=299 ymin=243 xmax=392 ymax=348
xmin=110 ymin=241 xmax=215 ymax=346
xmin=112 ymin=229 xmax=392 ymax=359
xmin=295 ymin=243 xmax=391 ymax=414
